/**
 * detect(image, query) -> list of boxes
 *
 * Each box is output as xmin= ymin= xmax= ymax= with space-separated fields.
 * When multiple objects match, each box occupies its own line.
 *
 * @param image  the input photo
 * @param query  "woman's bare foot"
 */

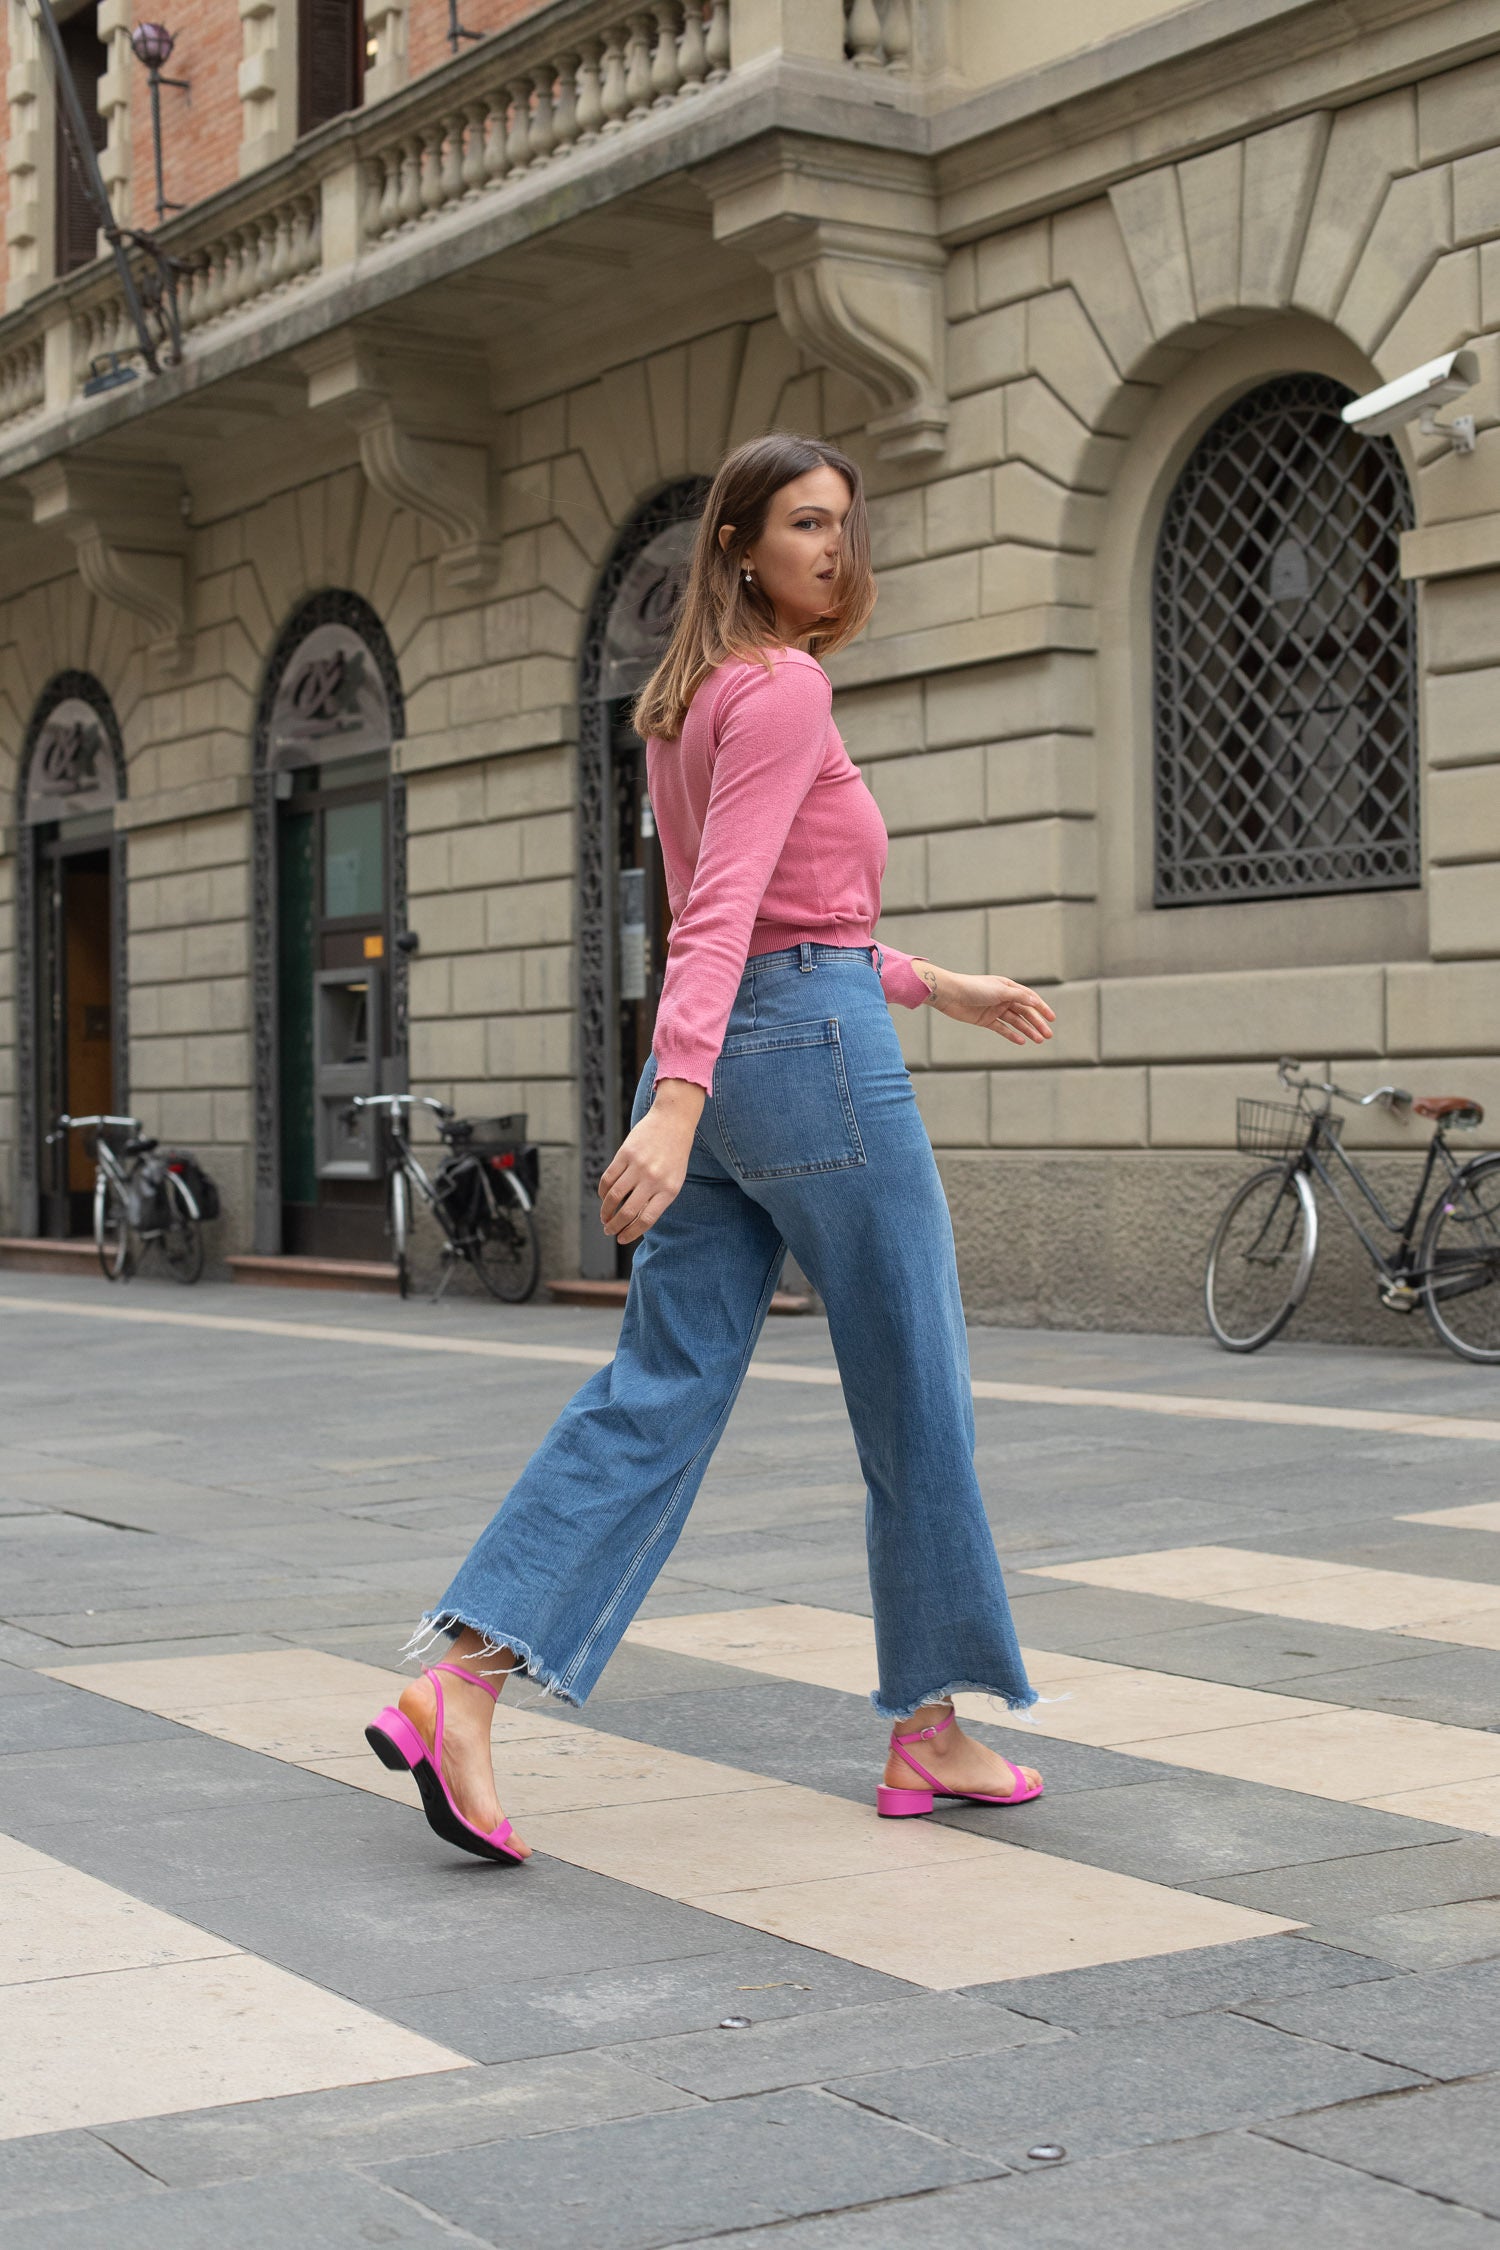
xmin=398 ymin=1635 xmax=531 ymax=1858
xmin=882 ymin=1701 xmax=1040 ymax=1801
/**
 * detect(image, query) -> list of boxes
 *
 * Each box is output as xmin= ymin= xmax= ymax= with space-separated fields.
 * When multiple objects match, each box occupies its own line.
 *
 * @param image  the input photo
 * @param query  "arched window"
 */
xmin=1152 ymin=374 xmax=1418 ymax=906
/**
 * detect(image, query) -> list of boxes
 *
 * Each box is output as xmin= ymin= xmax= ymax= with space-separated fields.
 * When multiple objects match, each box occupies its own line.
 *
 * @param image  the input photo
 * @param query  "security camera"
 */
xmin=1342 ymin=349 xmax=1480 ymax=453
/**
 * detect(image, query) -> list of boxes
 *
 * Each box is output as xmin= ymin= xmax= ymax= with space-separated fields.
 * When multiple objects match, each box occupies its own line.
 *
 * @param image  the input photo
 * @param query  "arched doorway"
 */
xmin=14 ymin=673 xmax=128 ymax=1238
xmin=576 ymin=478 xmax=708 ymax=1278
xmin=251 ymin=592 xmax=407 ymax=1258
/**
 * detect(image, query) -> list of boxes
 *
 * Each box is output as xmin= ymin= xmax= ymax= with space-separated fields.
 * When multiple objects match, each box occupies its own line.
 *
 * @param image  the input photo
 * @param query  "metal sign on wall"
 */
xmin=266 ymin=622 xmax=393 ymax=770
xmin=23 ymin=699 xmax=121 ymax=824
xmin=596 ymin=518 xmax=699 ymax=702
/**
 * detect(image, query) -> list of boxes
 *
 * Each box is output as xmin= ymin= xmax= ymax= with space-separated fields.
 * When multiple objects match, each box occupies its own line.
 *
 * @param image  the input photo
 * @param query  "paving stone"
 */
xmin=385 ymin=1943 xmax=915 ymax=2063
xmin=0 ymin=1736 xmax=335 ymax=1829
xmin=828 ymin=2010 xmax=1420 ymax=2167
xmin=1265 ymin=2076 xmax=1500 ymax=2220
xmin=1008 ymin=1586 xmax=1254 ymax=1651
xmin=1273 ymin=1648 xmax=1500 ymax=1730
xmin=1199 ymin=1839 xmax=1500 ymax=1923
xmin=0 ymin=1623 xmax=61 ymax=1666
xmin=679 ymin=2131 xmax=1500 ymax=2248
xmin=1299 ymin=1900 xmax=1500 ymax=1971
xmin=376 ymin=2087 xmax=998 ymax=2250
xmin=961 ymin=1935 xmax=1396 ymax=2029
xmin=0 ymin=2129 xmax=164 ymax=2218
xmin=1235 ymin=1523 xmax=1500 ymax=1585
xmin=98 ymin=2054 xmax=693 ymax=2187
xmin=0 ymin=2168 xmax=469 ymax=2248
xmin=1088 ymin=1614 xmax=1441 ymax=1688
xmin=610 ymin=1992 xmax=1063 ymax=2098
xmin=0 ymin=1661 xmax=63 ymax=1699
xmin=10 ymin=1593 xmax=418 ymax=1646
xmin=965 ymin=1775 xmax=1455 ymax=1883
xmin=1243 ymin=1960 xmax=1500 ymax=2078
xmin=0 ymin=1681 xmax=182 ymax=1753
xmin=587 ymin=1644 xmax=772 ymax=1704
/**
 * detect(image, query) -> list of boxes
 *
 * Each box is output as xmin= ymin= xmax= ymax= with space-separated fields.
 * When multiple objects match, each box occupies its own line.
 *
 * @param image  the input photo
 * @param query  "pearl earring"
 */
xmin=743 ymin=568 xmax=754 ymax=583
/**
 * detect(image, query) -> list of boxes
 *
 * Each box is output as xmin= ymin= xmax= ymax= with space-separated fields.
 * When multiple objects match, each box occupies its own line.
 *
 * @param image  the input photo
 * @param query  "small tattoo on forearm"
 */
xmin=915 ymin=964 xmax=939 ymax=1003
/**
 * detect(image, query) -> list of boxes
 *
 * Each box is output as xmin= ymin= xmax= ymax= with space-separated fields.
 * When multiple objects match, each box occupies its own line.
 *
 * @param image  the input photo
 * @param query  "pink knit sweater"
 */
xmin=646 ymin=649 xmax=930 ymax=1092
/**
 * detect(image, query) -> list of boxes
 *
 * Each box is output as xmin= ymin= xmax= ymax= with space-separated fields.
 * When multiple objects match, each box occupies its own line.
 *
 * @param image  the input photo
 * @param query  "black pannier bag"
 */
xmin=163 ymin=1151 xmax=221 ymax=1221
xmin=455 ymin=1114 xmax=540 ymax=1203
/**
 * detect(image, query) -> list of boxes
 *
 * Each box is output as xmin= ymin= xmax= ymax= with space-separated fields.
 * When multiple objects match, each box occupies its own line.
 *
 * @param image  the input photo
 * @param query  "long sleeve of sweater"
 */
xmin=651 ymin=657 xmax=830 ymax=1092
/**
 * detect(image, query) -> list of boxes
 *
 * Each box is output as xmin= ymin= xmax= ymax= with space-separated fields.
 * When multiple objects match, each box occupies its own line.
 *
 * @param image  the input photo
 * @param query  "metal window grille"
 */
xmin=1153 ymin=374 xmax=1419 ymax=907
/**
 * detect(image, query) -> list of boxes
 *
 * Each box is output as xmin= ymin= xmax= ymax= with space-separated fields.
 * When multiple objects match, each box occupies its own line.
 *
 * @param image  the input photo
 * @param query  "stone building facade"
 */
xmin=0 ymin=0 xmax=1496 ymax=1337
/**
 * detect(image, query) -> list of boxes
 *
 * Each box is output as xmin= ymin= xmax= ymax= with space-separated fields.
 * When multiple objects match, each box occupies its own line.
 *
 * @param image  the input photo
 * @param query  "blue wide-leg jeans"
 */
xmin=416 ymin=943 xmax=1035 ymax=1722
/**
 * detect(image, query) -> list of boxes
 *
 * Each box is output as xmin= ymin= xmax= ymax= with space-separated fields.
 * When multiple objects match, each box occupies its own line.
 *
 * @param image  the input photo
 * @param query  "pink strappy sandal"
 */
xmin=876 ymin=1707 xmax=1044 ymax=1818
xmin=366 ymin=1661 xmax=526 ymax=1865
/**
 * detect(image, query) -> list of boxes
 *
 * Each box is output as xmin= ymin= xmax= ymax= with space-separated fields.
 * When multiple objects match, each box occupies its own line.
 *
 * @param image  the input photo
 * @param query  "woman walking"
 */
xmin=367 ymin=433 xmax=1054 ymax=1865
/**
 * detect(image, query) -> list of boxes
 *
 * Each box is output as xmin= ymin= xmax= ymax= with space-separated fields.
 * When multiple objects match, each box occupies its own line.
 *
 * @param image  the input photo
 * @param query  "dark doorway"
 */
xmin=277 ymin=751 xmax=390 ymax=1258
xmin=611 ymin=700 xmax=672 ymax=1238
xmin=55 ymin=6 xmax=107 ymax=276
xmin=36 ymin=830 xmax=114 ymax=1236
xmin=298 ymin=0 xmax=364 ymax=134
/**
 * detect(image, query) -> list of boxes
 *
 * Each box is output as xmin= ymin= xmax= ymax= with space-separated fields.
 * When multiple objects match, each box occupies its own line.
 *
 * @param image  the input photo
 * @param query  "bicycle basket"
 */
xmin=1236 ymin=1098 xmax=1337 ymax=1159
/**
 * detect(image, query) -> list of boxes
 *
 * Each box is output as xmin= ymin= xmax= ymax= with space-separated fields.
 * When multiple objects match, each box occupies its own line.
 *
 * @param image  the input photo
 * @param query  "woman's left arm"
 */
xmin=909 ymin=958 xmax=1056 ymax=1047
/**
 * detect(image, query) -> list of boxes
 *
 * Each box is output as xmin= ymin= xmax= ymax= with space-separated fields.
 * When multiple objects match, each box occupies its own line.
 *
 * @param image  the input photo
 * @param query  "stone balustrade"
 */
xmin=361 ymin=1 xmax=732 ymax=248
xmin=844 ymin=0 xmax=911 ymax=71
xmin=0 ymin=338 xmax=45 ymax=433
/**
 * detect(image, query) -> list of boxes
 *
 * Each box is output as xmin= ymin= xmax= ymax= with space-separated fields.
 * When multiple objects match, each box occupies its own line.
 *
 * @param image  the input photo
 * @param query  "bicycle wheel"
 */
xmin=94 ymin=1171 xmax=133 ymax=1282
xmin=469 ymin=1187 xmax=540 ymax=1304
xmin=161 ymin=1171 xmax=204 ymax=1285
xmin=1205 ymin=1165 xmax=1317 ymax=1351
xmin=1421 ymin=1153 xmax=1500 ymax=1364
xmin=389 ymin=1168 xmax=411 ymax=1300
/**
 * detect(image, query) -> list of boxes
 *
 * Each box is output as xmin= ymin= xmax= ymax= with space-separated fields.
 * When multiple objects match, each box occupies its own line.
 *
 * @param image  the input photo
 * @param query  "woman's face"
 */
xmin=728 ymin=465 xmax=852 ymax=642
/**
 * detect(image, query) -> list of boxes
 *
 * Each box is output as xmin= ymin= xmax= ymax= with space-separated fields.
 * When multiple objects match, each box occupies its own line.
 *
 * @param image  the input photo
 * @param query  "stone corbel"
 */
xmin=24 ymin=459 xmax=190 ymax=674
xmin=704 ymin=140 xmax=949 ymax=462
xmin=303 ymin=335 xmax=496 ymax=590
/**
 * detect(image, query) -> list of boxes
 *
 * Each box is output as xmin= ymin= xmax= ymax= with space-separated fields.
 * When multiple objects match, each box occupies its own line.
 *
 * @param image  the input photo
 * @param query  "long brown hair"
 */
xmin=633 ymin=433 xmax=876 ymax=742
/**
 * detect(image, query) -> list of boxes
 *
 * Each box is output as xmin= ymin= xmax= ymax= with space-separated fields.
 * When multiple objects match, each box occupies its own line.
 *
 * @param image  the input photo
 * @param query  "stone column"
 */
xmin=363 ymin=0 xmax=409 ymax=108
xmin=238 ymin=0 xmax=298 ymax=175
xmin=97 ymin=0 xmax=133 ymax=226
xmin=5 ymin=0 xmax=54 ymax=308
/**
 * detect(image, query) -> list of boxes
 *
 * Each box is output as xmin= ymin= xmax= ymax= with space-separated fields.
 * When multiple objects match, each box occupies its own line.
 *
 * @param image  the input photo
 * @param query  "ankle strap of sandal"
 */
xmin=429 ymin=1660 xmax=502 ymax=1703
xmin=891 ymin=1707 xmax=955 ymax=1747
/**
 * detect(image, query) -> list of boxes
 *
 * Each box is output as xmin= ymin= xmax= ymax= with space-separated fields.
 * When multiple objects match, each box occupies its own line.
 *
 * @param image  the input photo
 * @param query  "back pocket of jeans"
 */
xmin=713 ymin=1018 xmax=865 ymax=1181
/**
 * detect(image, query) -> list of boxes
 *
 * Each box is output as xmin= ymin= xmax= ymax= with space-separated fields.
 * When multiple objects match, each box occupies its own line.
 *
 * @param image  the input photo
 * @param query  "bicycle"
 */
xmin=48 ymin=1114 xmax=207 ymax=1285
xmin=1204 ymin=1058 xmax=1498 ymax=1363
xmin=347 ymin=1093 xmax=540 ymax=1304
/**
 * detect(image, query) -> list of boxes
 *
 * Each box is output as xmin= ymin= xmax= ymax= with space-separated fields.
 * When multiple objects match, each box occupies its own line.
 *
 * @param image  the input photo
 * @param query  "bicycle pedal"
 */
xmin=1380 ymin=1282 xmax=1420 ymax=1312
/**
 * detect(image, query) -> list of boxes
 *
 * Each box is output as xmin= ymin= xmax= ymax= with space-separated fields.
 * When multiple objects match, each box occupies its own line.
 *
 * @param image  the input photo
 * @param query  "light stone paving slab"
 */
xmin=1045 ymin=1546 xmax=1500 ymax=1648
xmin=42 ymin=1646 xmax=1296 ymax=1991
xmin=0 ymin=1846 xmax=469 ymax=2141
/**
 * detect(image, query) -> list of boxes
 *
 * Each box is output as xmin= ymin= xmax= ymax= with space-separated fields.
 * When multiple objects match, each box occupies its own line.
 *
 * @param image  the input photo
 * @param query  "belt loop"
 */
xmin=871 ymin=943 xmax=884 ymax=977
xmin=798 ymin=941 xmax=814 ymax=973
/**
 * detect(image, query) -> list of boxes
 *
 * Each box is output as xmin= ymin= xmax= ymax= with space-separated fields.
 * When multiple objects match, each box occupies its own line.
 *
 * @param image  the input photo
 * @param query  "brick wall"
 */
xmin=127 ymin=0 xmax=244 ymax=225
xmin=406 ymin=0 xmax=553 ymax=86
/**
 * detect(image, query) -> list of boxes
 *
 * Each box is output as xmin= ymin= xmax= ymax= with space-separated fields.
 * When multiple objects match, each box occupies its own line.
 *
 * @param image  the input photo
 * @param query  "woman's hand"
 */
xmin=598 ymin=1078 xmax=706 ymax=1243
xmin=911 ymin=959 xmax=1056 ymax=1047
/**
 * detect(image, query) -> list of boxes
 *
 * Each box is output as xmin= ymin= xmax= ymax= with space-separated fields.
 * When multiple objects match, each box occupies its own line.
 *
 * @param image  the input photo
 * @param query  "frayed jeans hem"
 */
xmin=399 ymin=1610 xmax=582 ymax=1708
xmin=872 ymin=1680 xmax=1039 ymax=1724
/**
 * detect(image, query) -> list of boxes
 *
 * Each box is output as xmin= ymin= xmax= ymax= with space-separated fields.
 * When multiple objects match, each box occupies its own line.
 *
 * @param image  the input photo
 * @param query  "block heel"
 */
xmin=365 ymin=1706 xmax=426 ymax=1771
xmin=877 ymin=1784 xmax=935 ymax=1818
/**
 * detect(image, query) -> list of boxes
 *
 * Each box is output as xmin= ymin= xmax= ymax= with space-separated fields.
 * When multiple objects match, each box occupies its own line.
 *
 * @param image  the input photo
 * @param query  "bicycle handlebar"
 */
xmin=1275 ymin=1060 xmax=1412 ymax=1115
xmin=346 ymin=1094 xmax=454 ymax=1121
xmin=47 ymin=1112 xmax=142 ymax=1144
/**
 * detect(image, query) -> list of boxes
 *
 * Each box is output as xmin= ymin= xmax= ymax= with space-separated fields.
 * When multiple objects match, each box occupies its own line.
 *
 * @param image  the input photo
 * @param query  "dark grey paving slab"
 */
xmin=1199 ymin=1839 xmax=1500 ymax=1923
xmin=1299 ymin=1899 xmax=1500 ymax=1970
xmin=384 ymin=1942 xmax=915 ymax=2063
xmin=961 ymin=1934 xmax=1395 ymax=2029
xmin=0 ymin=1735 xmax=335 ymax=1829
xmin=376 ymin=2087 xmax=998 ymax=2250
xmin=1233 ymin=1522 xmax=1500 ymax=1585
xmin=1088 ymin=1613 xmax=1442 ymax=1688
xmin=9 ymin=1591 xmax=418 ymax=1646
xmin=0 ymin=1660 xmax=63 ymax=1699
xmin=587 ymin=1644 xmax=772 ymax=1704
xmin=0 ymin=1622 xmax=61 ymax=1666
xmin=0 ymin=2130 xmax=163 ymax=2220
xmin=1265 ymin=2076 xmax=1500 ymax=2221
xmin=1008 ymin=1585 xmax=1255 ymax=1651
xmin=828 ymin=2010 xmax=1420 ymax=2168
xmin=561 ymin=1680 xmax=1182 ymax=1802
xmin=681 ymin=2131 xmax=1500 ymax=2249
xmin=98 ymin=2055 xmax=693 ymax=2188
xmin=1273 ymin=1647 xmax=1500 ymax=1729
xmin=610 ymin=1993 xmax=1062 ymax=2098
xmin=1243 ymin=1959 xmax=1500 ymax=2078
xmin=958 ymin=1774 xmax=1455 ymax=1884
xmin=0 ymin=2169 xmax=474 ymax=2249
xmin=0 ymin=1680 xmax=182 ymax=1752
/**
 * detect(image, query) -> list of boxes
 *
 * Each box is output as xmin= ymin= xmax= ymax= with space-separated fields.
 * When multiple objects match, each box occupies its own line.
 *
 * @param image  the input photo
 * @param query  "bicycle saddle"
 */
xmin=124 ymin=1134 xmax=159 ymax=1155
xmin=1414 ymin=1095 xmax=1484 ymax=1126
